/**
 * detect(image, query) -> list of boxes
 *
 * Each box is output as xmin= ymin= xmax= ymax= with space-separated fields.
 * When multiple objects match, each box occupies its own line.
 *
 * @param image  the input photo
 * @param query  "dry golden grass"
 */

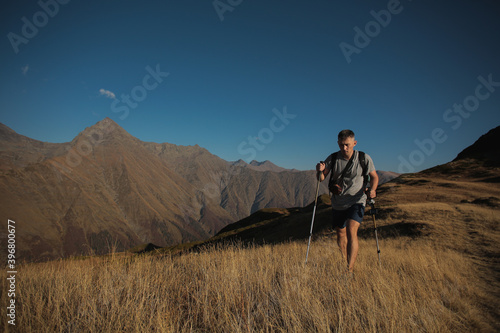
xmin=2 ymin=166 xmax=499 ymax=332
xmin=1 ymin=236 xmax=497 ymax=332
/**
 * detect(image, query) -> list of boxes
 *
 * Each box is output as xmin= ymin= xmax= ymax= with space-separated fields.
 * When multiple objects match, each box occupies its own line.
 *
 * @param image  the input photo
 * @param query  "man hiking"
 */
xmin=316 ymin=129 xmax=378 ymax=272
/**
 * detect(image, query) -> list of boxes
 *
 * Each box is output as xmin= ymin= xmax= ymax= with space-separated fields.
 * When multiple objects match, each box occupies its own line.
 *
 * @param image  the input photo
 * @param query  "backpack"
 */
xmin=328 ymin=151 xmax=369 ymax=194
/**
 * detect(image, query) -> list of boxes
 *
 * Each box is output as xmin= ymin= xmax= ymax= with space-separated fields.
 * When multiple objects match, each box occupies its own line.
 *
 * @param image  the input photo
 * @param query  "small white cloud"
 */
xmin=21 ymin=65 xmax=29 ymax=75
xmin=99 ymin=88 xmax=116 ymax=99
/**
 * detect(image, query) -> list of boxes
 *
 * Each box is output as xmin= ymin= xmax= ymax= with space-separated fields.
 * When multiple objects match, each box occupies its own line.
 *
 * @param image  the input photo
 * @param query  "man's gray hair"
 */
xmin=338 ymin=129 xmax=355 ymax=141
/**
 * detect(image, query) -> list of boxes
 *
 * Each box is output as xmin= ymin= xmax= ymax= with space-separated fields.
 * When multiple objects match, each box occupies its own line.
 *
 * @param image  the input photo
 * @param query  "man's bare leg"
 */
xmin=346 ymin=219 xmax=360 ymax=272
xmin=336 ymin=227 xmax=347 ymax=262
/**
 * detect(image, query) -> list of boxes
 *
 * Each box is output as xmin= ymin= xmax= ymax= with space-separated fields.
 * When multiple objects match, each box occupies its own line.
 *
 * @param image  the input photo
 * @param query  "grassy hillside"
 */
xmin=2 ymin=238 xmax=496 ymax=332
xmin=2 ymin=158 xmax=498 ymax=332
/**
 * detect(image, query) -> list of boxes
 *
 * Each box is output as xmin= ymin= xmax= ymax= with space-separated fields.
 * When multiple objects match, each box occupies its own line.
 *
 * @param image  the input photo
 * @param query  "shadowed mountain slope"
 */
xmin=453 ymin=125 xmax=500 ymax=164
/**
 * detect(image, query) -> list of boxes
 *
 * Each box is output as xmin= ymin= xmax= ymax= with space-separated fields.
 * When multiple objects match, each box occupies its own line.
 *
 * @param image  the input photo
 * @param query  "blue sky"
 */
xmin=1 ymin=0 xmax=499 ymax=173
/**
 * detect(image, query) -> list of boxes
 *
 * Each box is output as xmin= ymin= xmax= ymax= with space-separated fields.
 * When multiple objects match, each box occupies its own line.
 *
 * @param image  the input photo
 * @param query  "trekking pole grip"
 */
xmin=316 ymin=161 xmax=325 ymax=181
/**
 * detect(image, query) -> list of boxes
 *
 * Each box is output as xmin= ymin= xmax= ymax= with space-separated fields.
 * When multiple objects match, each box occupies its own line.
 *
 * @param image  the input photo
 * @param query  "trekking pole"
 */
xmin=368 ymin=198 xmax=381 ymax=266
xmin=305 ymin=165 xmax=322 ymax=264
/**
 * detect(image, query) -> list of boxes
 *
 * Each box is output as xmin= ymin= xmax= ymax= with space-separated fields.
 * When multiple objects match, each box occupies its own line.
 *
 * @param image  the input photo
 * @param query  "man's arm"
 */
xmin=368 ymin=170 xmax=378 ymax=198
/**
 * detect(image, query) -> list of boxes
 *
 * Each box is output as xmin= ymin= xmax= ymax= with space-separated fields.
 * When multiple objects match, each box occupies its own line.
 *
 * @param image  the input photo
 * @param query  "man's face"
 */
xmin=338 ymin=137 xmax=357 ymax=157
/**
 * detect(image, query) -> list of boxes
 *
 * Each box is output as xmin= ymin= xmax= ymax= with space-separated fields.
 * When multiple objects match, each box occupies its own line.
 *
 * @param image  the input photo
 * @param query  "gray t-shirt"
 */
xmin=324 ymin=150 xmax=375 ymax=210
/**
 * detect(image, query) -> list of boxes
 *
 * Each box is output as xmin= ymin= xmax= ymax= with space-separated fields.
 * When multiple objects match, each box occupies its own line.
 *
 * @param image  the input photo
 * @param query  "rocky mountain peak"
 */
xmin=453 ymin=125 xmax=500 ymax=163
xmin=75 ymin=117 xmax=137 ymax=146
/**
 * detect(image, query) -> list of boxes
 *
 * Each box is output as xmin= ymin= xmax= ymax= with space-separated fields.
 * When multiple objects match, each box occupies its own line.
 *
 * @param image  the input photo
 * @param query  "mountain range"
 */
xmin=166 ymin=125 xmax=500 ymax=255
xmin=0 ymin=118 xmax=398 ymax=261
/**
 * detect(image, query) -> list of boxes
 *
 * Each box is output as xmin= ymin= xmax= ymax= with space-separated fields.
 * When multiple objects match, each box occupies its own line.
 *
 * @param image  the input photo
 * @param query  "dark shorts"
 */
xmin=332 ymin=204 xmax=365 ymax=229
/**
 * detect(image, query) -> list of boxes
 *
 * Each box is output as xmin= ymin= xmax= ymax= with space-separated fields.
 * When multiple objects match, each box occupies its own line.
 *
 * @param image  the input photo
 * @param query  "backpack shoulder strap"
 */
xmin=330 ymin=152 xmax=338 ymax=165
xmin=359 ymin=151 xmax=366 ymax=173
xmin=327 ymin=152 xmax=338 ymax=190
xmin=358 ymin=151 xmax=369 ymax=183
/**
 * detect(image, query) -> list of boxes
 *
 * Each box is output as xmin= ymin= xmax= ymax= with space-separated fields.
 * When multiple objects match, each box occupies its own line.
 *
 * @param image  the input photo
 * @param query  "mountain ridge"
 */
xmin=0 ymin=118 xmax=400 ymax=261
xmin=453 ymin=125 xmax=500 ymax=164
xmin=0 ymin=122 xmax=70 ymax=170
